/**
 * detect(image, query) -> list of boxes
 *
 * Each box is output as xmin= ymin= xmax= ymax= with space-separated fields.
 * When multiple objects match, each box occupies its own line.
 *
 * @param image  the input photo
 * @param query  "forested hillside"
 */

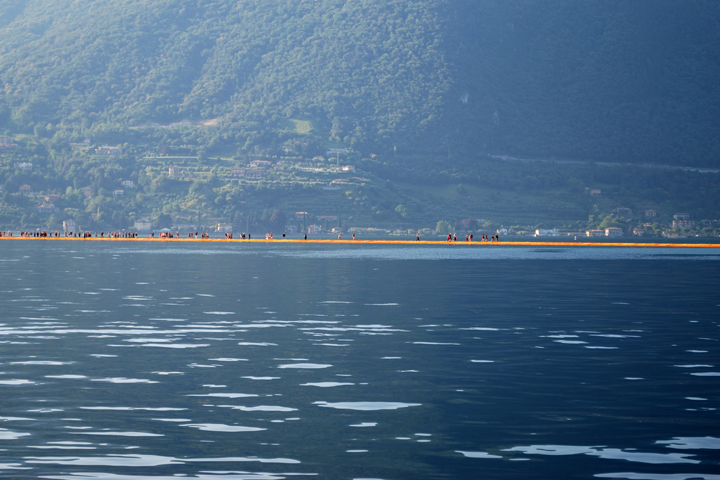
xmin=1 ymin=0 xmax=719 ymax=234
xmin=0 ymin=0 xmax=450 ymax=154
xmin=1 ymin=0 xmax=719 ymax=164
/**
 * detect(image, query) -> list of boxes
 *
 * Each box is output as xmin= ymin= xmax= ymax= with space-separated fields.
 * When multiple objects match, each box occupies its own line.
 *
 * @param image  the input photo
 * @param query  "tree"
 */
xmin=598 ymin=215 xmax=622 ymax=230
xmin=436 ymin=220 xmax=452 ymax=235
xmin=154 ymin=213 xmax=172 ymax=228
xmin=269 ymin=210 xmax=286 ymax=232
xmin=460 ymin=218 xmax=478 ymax=230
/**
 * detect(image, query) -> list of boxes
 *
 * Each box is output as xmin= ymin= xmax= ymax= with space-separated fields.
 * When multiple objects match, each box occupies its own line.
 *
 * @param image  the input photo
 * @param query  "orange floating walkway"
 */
xmin=0 ymin=237 xmax=718 ymax=247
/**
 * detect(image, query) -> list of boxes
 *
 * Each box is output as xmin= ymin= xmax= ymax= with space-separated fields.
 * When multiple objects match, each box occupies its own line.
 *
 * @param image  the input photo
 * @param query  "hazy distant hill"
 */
xmin=445 ymin=1 xmax=720 ymax=166
xmin=1 ymin=0 xmax=719 ymax=164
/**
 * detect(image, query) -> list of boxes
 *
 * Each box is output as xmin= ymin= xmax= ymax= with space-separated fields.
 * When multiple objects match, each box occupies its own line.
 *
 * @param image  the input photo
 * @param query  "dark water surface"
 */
xmin=1 ymin=241 xmax=719 ymax=480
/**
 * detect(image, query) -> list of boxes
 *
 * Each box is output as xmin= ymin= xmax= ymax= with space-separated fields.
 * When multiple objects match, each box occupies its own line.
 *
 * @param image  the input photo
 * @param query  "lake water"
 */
xmin=1 ymin=241 xmax=719 ymax=480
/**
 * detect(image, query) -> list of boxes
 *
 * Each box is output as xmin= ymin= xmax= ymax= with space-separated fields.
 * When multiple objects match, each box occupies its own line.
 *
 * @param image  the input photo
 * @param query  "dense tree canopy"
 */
xmin=0 ymin=0 xmax=719 ymax=164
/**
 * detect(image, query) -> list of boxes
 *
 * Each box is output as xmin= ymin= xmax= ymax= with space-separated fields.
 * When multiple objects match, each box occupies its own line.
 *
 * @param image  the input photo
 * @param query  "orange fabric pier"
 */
xmin=1 ymin=237 xmax=719 ymax=248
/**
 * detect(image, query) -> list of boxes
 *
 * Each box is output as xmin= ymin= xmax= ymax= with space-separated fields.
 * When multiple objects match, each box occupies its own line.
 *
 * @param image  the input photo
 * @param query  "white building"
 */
xmin=217 ymin=223 xmax=233 ymax=233
xmin=134 ymin=218 xmax=152 ymax=231
xmin=63 ymin=220 xmax=77 ymax=232
xmin=95 ymin=146 xmax=122 ymax=155
xmin=673 ymin=219 xmax=695 ymax=228
xmin=605 ymin=227 xmax=623 ymax=237
xmin=121 ymin=180 xmax=134 ymax=188
xmin=534 ymin=229 xmax=560 ymax=237
xmin=307 ymin=225 xmax=322 ymax=234
xmin=250 ymin=160 xmax=272 ymax=168
xmin=236 ymin=168 xmax=263 ymax=178
xmin=36 ymin=203 xmax=58 ymax=213
xmin=586 ymin=229 xmax=605 ymax=237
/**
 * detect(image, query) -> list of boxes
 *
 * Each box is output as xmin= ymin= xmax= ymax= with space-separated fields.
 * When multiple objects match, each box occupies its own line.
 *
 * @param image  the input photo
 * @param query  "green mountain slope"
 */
xmin=1 ymin=0 xmax=719 ymax=164
xmin=444 ymin=0 xmax=720 ymax=165
xmin=0 ymin=0 xmax=450 ymax=148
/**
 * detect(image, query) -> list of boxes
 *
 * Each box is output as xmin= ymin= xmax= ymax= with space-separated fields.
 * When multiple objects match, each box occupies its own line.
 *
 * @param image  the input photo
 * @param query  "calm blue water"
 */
xmin=0 ymin=241 xmax=719 ymax=480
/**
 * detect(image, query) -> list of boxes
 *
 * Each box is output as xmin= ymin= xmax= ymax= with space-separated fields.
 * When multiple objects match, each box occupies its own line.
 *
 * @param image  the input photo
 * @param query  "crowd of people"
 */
xmin=0 ymin=230 xmax=139 ymax=238
xmin=0 ymin=230 xmax=502 ymax=242
xmin=446 ymin=233 xmax=500 ymax=242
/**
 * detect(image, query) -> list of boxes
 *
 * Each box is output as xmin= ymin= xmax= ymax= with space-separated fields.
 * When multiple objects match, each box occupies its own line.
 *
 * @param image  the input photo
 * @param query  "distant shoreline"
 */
xmin=1 ymin=237 xmax=718 ymax=248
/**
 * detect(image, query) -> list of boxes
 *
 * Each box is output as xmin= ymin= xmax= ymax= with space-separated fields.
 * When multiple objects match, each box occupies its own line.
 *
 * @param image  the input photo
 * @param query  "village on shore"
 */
xmin=2 ymin=136 xmax=719 ymax=240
